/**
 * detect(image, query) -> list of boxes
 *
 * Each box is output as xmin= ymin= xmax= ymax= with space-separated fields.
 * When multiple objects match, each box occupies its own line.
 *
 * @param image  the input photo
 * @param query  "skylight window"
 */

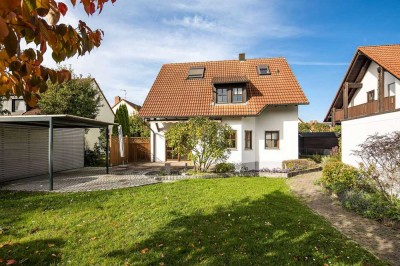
xmin=257 ymin=65 xmax=271 ymax=75
xmin=188 ymin=67 xmax=205 ymax=79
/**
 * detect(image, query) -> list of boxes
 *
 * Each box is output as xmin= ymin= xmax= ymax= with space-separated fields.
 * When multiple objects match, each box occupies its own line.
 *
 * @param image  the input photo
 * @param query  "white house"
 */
xmin=112 ymin=96 xmax=141 ymax=116
xmin=324 ymin=44 xmax=400 ymax=166
xmin=139 ymin=54 xmax=309 ymax=169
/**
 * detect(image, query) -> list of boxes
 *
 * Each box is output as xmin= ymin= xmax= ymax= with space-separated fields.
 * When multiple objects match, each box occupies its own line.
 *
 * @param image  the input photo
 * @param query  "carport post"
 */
xmin=48 ymin=117 xmax=54 ymax=191
xmin=105 ymin=126 xmax=109 ymax=174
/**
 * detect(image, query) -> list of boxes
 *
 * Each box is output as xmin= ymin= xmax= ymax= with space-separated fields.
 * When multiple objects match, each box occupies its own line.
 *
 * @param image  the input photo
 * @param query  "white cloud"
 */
xmin=39 ymin=0 xmax=308 ymax=107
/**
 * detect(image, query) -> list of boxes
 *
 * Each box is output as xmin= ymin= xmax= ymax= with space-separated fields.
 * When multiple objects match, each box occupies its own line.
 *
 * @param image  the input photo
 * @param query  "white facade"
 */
xmin=1 ymin=96 xmax=28 ymax=115
xmin=149 ymin=106 xmax=299 ymax=170
xmin=342 ymin=111 xmax=400 ymax=167
xmin=85 ymin=82 xmax=115 ymax=149
xmin=112 ymin=100 xmax=140 ymax=116
xmin=349 ymin=61 xmax=399 ymax=108
xmin=342 ymin=60 xmax=400 ymax=167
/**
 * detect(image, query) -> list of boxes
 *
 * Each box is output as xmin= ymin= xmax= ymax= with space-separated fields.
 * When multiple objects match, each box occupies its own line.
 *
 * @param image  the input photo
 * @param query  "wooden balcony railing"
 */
xmin=334 ymin=96 xmax=396 ymax=122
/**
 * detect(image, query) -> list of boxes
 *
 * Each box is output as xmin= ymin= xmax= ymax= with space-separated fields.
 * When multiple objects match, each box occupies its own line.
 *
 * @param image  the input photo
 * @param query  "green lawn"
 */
xmin=0 ymin=178 xmax=384 ymax=265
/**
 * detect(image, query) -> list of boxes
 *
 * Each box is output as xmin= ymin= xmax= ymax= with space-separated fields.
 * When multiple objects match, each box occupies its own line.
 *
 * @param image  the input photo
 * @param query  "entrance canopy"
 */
xmin=0 ymin=115 xmax=116 ymax=191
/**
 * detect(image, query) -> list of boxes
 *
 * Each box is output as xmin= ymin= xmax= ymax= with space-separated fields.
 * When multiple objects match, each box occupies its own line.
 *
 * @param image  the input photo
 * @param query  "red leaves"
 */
xmin=6 ymin=259 xmax=16 ymax=265
xmin=57 ymin=2 xmax=68 ymax=16
xmin=0 ymin=17 xmax=9 ymax=41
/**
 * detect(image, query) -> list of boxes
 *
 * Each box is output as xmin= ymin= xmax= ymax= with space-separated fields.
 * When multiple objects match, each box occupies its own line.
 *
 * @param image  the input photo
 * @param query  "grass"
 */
xmin=0 ymin=178 xmax=385 ymax=265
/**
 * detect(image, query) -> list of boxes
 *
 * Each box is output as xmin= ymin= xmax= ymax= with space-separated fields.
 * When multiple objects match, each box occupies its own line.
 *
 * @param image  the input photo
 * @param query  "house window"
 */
xmin=388 ymin=83 xmax=395 ymax=97
xmin=367 ymin=90 xmax=375 ymax=102
xmin=245 ymin=130 xmax=252 ymax=150
xmin=188 ymin=66 xmax=205 ymax=79
xmin=12 ymin=99 xmax=25 ymax=112
xmin=217 ymin=88 xmax=228 ymax=103
xmin=232 ymin=88 xmax=243 ymax=103
xmin=227 ymin=130 xmax=237 ymax=149
xmin=265 ymin=131 xmax=279 ymax=149
xmin=257 ymin=65 xmax=271 ymax=75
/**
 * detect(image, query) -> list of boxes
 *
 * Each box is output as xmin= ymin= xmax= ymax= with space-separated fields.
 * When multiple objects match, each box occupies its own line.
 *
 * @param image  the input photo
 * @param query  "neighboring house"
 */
xmin=84 ymin=79 xmax=115 ymax=149
xmin=139 ymin=54 xmax=309 ymax=169
xmin=1 ymin=95 xmax=30 ymax=115
xmin=2 ymin=79 xmax=115 ymax=150
xmin=324 ymin=44 xmax=400 ymax=166
xmin=112 ymin=96 xmax=141 ymax=116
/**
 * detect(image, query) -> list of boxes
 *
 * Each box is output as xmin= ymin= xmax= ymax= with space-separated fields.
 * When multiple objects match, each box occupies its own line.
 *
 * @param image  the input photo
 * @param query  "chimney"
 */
xmin=239 ymin=53 xmax=246 ymax=61
xmin=114 ymin=96 xmax=121 ymax=105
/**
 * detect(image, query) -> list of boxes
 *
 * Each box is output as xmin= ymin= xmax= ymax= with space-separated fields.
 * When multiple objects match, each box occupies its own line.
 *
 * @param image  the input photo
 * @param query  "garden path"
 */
xmin=288 ymin=172 xmax=400 ymax=266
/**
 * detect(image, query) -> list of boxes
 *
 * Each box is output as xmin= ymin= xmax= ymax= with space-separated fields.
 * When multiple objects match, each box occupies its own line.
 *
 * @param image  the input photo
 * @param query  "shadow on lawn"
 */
xmin=0 ymin=237 xmax=64 ymax=265
xmin=106 ymin=191 xmax=380 ymax=265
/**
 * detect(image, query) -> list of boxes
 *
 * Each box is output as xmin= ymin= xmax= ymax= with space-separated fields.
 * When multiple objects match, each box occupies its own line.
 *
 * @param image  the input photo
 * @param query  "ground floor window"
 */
xmin=245 ymin=130 xmax=252 ymax=149
xmin=227 ymin=130 xmax=237 ymax=149
xmin=265 ymin=131 xmax=279 ymax=149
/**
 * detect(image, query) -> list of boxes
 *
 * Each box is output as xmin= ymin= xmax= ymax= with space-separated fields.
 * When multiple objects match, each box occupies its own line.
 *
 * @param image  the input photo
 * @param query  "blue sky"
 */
xmin=46 ymin=0 xmax=400 ymax=121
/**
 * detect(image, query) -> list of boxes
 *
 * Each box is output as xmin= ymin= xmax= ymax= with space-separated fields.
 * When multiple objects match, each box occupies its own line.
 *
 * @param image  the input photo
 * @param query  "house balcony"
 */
xmin=334 ymin=96 xmax=396 ymax=122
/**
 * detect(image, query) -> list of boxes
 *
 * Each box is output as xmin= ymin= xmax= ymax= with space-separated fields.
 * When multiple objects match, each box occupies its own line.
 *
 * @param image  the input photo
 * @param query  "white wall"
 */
xmin=148 ymin=105 xmax=299 ymax=169
xmin=112 ymin=101 xmax=139 ymax=116
xmin=342 ymin=111 xmax=400 ymax=167
xmin=255 ymin=106 xmax=299 ymax=169
xmin=1 ymin=96 xmax=27 ymax=115
xmin=349 ymin=61 xmax=399 ymax=107
xmin=85 ymin=88 xmax=115 ymax=149
xmin=396 ymin=78 xmax=400 ymax=109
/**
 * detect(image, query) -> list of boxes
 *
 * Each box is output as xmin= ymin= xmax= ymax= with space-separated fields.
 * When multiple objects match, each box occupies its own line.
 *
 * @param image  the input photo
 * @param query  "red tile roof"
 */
xmin=139 ymin=57 xmax=308 ymax=118
xmin=359 ymin=44 xmax=400 ymax=80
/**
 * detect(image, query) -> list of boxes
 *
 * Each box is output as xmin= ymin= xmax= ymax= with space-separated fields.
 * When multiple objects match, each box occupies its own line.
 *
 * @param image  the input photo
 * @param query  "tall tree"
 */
xmin=38 ymin=76 xmax=101 ymax=119
xmin=113 ymin=104 xmax=129 ymax=136
xmin=0 ymin=0 xmax=116 ymax=106
xmin=129 ymin=114 xmax=150 ymax=137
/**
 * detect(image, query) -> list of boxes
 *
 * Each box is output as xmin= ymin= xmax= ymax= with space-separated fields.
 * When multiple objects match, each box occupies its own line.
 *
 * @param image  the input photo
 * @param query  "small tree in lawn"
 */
xmin=165 ymin=117 xmax=232 ymax=172
xmin=353 ymin=131 xmax=400 ymax=204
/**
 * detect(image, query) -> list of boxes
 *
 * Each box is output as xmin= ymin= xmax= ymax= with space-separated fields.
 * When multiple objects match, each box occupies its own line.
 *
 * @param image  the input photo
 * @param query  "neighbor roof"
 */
xmin=359 ymin=44 xmax=400 ymax=80
xmin=324 ymin=44 xmax=400 ymax=122
xmin=112 ymin=99 xmax=141 ymax=110
xmin=139 ymin=57 xmax=308 ymax=118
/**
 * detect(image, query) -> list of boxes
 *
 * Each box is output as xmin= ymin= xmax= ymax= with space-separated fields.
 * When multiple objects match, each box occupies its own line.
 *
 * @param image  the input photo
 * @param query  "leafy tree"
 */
xmin=0 ymin=0 xmax=116 ymax=106
xmin=38 ymin=76 xmax=101 ymax=119
xmin=299 ymin=121 xmax=340 ymax=133
xmin=129 ymin=114 xmax=150 ymax=137
xmin=113 ymin=104 xmax=129 ymax=136
xmin=165 ymin=117 xmax=232 ymax=172
xmin=298 ymin=122 xmax=311 ymax=132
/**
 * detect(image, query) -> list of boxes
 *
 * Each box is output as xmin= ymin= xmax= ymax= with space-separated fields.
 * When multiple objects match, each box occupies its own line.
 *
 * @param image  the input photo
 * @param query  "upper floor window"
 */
xmin=217 ymin=88 xmax=228 ymax=103
xmin=232 ymin=88 xmax=243 ymax=103
xmin=367 ymin=90 xmax=375 ymax=102
xmin=388 ymin=83 xmax=395 ymax=97
xmin=257 ymin=65 xmax=271 ymax=75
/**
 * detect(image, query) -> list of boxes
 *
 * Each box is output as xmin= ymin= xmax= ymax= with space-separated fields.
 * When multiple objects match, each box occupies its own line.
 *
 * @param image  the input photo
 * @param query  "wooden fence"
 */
xmin=109 ymin=136 xmax=150 ymax=166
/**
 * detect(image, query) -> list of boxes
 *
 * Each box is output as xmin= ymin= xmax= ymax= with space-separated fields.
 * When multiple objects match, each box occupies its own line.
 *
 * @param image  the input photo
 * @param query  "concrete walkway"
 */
xmin=288 ymin=172 xmax=400 ymax=266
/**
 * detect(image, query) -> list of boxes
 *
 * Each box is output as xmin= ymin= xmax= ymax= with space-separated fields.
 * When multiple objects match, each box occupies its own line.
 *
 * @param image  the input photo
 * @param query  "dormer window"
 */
xmin=257 ymin=65 xmax=271 ymax=75
xmin=188 ymin=66 xmax=205 ymax=79
xmin=232 ymin=88 xmax=243 ymax=102
xmin=217 ymin=88 xmax=228 ymax=103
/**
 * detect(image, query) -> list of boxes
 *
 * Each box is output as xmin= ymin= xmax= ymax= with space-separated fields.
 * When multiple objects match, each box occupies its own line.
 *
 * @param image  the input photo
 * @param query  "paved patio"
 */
xmin=0 ymin=162 xmax=192 ymax=192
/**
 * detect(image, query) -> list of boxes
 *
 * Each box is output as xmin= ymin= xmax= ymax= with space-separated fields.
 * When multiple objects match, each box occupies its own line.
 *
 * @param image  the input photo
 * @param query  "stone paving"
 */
xmin=0 ymin=167 xmax=159 ymax=192
xmin=288 ymin=171 xmax=400 ymax=266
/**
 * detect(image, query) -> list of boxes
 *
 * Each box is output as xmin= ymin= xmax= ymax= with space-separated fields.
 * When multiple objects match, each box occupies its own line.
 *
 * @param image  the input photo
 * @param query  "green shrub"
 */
xmin=341 ymin=190 xmax=400 ymax=222
xmin=310 ymin=154 xmax=322 ymax=163
xmin=215 ymin=162 xmax=235 ymax=173
xmin=282 ymin=159 xmax=317 ymax=171
xmin=321 ymin=161 xmax=360 ymax=194
xmin=321 ymin=156 xmax=340 ymax=167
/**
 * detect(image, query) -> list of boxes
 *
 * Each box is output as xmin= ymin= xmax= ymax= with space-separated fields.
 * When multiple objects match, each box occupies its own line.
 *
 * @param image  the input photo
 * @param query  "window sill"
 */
xmin=244 ymin=148 xmax=253 ymax=151
xmin=265 ymin=147 xmax=280 ymax=150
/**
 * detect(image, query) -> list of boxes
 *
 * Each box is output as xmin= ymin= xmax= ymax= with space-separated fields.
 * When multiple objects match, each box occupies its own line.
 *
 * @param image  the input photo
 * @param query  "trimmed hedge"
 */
xmin=215 ymin=162 xmax=235 ymax=173
xmin=282 ymin=159 xmax=317 ymax=171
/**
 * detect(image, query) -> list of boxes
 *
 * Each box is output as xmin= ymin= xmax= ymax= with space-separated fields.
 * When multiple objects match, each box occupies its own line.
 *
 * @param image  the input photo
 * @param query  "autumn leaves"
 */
xmin=0 ymin=0 xmax=116 ymax=106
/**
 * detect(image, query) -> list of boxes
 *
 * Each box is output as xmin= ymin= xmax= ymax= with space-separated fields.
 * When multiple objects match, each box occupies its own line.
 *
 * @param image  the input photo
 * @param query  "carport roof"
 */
xmin=0 ymin=115 xmax=116 ymax=128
